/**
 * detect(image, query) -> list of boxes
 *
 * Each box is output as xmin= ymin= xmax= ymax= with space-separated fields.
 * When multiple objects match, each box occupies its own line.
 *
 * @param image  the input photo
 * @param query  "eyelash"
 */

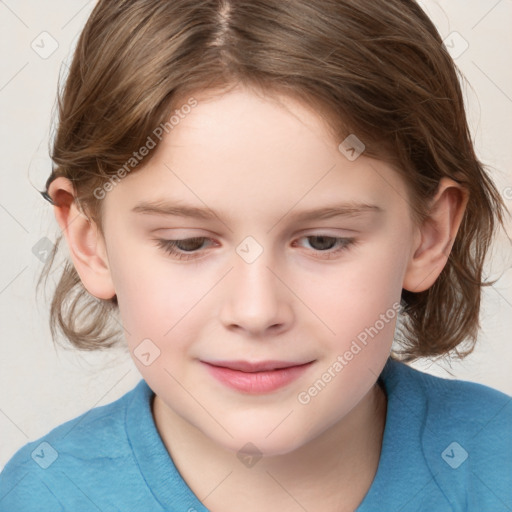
xmin=155 ymin=235 xmax=356 ymax=261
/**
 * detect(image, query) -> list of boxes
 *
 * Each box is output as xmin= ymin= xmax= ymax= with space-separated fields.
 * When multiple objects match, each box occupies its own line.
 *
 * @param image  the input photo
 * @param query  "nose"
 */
xmin=219 ymin=247 xmax=293 ymax=337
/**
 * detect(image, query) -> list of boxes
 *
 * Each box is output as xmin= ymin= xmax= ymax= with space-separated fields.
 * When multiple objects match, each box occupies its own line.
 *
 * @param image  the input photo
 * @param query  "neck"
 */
xmin=152 ymin=382 xmax=387 ymax=512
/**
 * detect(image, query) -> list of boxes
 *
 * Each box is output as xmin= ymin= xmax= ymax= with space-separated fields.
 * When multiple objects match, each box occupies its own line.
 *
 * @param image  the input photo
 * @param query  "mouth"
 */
xmin=201 ymin=360 xmax=315 ymax=394
xmin=204 ymin=360 xmax=312 ymax=372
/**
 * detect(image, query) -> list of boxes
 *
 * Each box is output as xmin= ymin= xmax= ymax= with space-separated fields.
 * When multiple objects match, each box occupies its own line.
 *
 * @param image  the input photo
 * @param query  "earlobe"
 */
xmin=48 ymin=177 xmax=116 ymax=300
xmin=403 ymin=177 xmax=469 ymax=293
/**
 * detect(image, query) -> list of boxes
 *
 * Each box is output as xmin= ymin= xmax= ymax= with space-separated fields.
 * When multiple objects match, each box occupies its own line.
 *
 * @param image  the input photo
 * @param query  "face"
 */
xmin=100 ymin=85 xmax=417 ymax=455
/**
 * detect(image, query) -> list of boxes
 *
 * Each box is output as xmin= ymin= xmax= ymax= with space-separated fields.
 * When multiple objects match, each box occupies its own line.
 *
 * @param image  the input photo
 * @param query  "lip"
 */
xmin=201 ymin=360 xmax=315 ymax=394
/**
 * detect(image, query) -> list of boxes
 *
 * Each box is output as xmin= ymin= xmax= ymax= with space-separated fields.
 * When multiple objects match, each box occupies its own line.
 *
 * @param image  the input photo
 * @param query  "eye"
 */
xmin=292 ymin=235 xmax=356 ymax=259
xmin=155 ymin=235 xmax=356 ymax=261
xmin=155 ymin=237 xmax=214 ymax=260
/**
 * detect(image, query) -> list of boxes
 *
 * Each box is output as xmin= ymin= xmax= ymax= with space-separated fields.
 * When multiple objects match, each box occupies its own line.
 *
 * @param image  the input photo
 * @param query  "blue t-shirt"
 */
xmin=0 ymin=357 xmax=511 ymax=511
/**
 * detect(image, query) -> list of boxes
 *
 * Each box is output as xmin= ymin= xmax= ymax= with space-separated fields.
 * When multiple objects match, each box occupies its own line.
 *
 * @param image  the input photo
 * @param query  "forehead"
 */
xmin=103 ymin=87 xmax=412 ymax=224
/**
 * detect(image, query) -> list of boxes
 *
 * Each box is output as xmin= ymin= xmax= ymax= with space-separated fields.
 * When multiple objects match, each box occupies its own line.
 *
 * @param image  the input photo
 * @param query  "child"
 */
xmin=1 ymin=0 xmax=511 ymax=510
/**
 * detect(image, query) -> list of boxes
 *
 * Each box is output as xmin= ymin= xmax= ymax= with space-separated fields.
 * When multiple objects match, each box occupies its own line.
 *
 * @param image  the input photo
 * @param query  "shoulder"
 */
xmin=384 ymin=358 xmax=512 ymax=509
xmin=0 ymin=379 xmax=147 ymax=512
xmin=392 ymin=358 xmax=512 ymax=427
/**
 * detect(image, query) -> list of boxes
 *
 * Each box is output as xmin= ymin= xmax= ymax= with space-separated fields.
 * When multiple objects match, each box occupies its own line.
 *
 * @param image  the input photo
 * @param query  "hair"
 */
xmin=38 ymin=0 xmax=507 ymax=362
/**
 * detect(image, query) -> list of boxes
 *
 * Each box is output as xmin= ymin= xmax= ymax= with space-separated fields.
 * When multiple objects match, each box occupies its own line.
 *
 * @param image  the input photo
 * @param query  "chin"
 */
xmin=214 ymin=425 xmax=311 ymax=459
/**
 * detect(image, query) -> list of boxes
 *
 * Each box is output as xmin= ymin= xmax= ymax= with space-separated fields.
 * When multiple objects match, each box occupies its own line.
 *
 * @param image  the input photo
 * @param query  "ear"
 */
xmin=48 ymin=177 xmax=116 ymax=300
xmin=403 ymin=177 xmax=469 ymax=292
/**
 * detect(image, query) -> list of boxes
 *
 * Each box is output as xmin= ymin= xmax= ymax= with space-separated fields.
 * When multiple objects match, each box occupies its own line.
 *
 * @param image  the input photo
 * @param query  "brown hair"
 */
xmin=39 ymin=0 xmax=507 ymax=362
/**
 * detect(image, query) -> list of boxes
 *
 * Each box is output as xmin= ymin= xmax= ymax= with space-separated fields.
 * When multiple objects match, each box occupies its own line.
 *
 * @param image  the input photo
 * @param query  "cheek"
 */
xmin=106 ymin=242 xmax=197 ymax=349
xmin=292 ymin=236 xmax=407 ymax=347
xmin=291 ymin=244 xmax=406 ymax=431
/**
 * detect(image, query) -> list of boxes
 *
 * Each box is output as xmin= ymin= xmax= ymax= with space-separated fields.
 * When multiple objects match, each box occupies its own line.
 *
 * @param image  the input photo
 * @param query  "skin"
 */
xmin=49 ymin=85 xmax=468 ymax=511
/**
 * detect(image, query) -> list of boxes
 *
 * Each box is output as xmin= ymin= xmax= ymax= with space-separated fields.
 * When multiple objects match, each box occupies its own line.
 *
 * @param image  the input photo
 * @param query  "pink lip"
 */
xmin=201 ymin=360 xmax=315 ymax=394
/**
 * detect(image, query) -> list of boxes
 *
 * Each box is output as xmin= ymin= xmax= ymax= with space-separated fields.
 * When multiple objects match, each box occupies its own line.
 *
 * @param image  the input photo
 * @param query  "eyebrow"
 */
xmin=131 ymin=200 xmax=382 ymax=223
